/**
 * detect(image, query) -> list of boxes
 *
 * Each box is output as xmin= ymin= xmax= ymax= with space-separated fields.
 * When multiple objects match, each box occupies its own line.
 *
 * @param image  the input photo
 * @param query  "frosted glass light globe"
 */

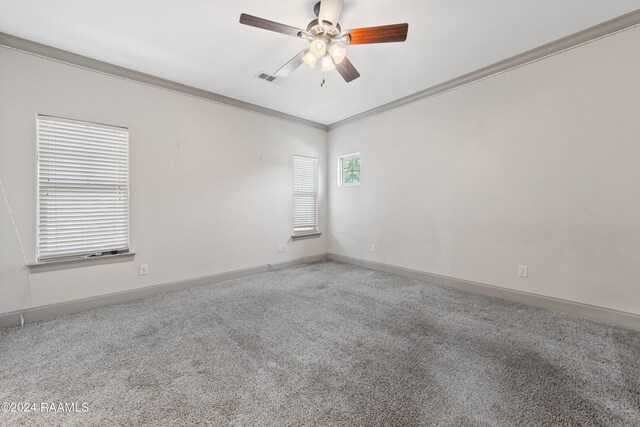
xmin=329 ymin=45 xmax=346 ymax=64
xmin=302 ymin=50 xmax=318 ymax=69
xmin=310 ymin=38 xmax=327 ymax=58
xmin=321 ymin=55 xmax=335 ymax=72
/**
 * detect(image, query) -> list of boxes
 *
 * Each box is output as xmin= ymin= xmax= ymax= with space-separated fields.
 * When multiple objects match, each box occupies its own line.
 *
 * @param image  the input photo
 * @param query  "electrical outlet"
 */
xmin=139 ymin=264 xmax=149 ymax=275
xmin=277 ymin=244 xmax=284 ymax=253
xmin=518 ymin=265 xmax=528 ymax=278
xmin=370 ymin=244 xmax=376 ymax=253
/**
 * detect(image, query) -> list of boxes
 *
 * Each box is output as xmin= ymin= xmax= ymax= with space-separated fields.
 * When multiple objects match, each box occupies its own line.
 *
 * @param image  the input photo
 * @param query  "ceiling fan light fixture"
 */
xmin=303 ymin=50 xmax=318 ymax=69
xmin=329 ymin=45 xmax=346 ymax=64
xmin=239 ymin=2 xmax=409 ymax=84
xmin=310 ymin=37 xmax=327 ymax=58
xmin=321 ymin=54 xmax=336 ymax=72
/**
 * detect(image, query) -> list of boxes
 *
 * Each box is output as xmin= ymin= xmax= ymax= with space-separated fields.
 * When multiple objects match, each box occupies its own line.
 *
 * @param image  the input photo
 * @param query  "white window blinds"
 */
xmin=37 ymin=116 xmax=129 ymax=260
xmin=293 ymin=155 xmax=318 ymax=235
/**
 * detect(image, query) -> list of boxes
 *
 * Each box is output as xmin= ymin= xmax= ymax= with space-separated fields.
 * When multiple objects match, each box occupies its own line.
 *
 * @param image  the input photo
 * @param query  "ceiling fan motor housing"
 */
xmin=306 ymin=19 xmax=342 ymax=39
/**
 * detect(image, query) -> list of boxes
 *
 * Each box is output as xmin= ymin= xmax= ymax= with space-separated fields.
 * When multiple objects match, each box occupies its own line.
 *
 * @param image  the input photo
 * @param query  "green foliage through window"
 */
xmin=342 ymin=155 xmax=361 ymax=185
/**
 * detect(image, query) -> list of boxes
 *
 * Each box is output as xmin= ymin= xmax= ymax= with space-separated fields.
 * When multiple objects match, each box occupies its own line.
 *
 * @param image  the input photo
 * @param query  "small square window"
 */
xmin=339 ymin=153 xmax=361 ymax=186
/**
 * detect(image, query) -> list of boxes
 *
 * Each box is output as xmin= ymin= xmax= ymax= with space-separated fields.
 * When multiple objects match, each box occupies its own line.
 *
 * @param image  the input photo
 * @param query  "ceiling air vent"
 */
xmin=255 ymin=71 xmax=282 ymax=85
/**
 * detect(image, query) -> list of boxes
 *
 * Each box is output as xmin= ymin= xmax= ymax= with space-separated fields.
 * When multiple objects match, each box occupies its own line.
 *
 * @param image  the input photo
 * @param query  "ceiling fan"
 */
xmin=239 ymin=0 xmax=409 ymax=83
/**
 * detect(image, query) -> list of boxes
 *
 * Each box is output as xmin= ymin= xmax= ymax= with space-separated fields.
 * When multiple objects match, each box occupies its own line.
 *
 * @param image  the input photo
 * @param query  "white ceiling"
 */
xmin=1 ymin=0 xmax=639 ymax=125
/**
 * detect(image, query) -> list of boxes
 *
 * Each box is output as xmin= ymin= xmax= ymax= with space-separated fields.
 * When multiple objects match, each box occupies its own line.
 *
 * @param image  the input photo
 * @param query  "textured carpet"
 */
xmin=1 ymin=261 xmax=639 ymax=426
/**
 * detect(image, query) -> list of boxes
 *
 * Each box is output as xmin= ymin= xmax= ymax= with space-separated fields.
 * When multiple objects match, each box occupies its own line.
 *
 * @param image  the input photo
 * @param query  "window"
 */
xmin=37 ymin=115 xmax=129 ymax=261
xmin=293 ymin=155 xmax=318 ymax=235
xmin=339 ymin=153 xmax=361 ymax=186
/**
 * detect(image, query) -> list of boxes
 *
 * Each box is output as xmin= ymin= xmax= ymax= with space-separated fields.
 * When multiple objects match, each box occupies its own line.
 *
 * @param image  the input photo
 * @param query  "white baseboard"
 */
xmin=0 ymin=253 xmax=330 ymax=328
xmin=329 ymin=254 xmax=640 ymax=331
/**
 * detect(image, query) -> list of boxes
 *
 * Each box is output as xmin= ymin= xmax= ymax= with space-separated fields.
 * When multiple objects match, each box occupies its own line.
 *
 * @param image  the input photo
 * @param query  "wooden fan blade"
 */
xmin=336 ymin=57 xmax=360 ymax=83
xmin=239 ymin=13 xmax=304 ymax=38
xmin=274 ymin=50 xmax=306 ymax=78
xmin=318 ymin=0 xmax=344 ymax=26
xmin=346 ymin=23 xmax=409 ymax=45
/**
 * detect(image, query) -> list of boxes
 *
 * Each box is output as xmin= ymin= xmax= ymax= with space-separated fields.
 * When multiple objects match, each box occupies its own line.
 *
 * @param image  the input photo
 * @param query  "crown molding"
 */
xmin=327 ymin=8 xmax=640 ymax=131
xmin=2 ymin=8 xmax=640 ymax=132
xmin=0 ymin=32 xmax=328 ymax=131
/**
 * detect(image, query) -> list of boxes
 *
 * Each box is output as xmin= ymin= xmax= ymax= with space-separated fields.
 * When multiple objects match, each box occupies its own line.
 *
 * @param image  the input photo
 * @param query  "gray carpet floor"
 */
xmin=1 ymin=261 xmax=639 ymax=426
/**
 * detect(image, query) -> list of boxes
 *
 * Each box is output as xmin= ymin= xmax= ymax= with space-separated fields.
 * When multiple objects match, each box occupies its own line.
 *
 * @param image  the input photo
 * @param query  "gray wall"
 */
xmin=3 ymin=25 xmax=640 ymax=318
xmin=0 ymin=47 xmax=328 ymax=315
xmin=328 ymin=26 xmax=640 ymax=316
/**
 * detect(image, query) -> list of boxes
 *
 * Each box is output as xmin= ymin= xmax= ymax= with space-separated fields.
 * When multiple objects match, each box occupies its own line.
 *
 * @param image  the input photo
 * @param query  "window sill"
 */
xmin=27 ymin=252 xmax=136 ymax=273
xmin=291 ymin=232 xmax=322 ymax=241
